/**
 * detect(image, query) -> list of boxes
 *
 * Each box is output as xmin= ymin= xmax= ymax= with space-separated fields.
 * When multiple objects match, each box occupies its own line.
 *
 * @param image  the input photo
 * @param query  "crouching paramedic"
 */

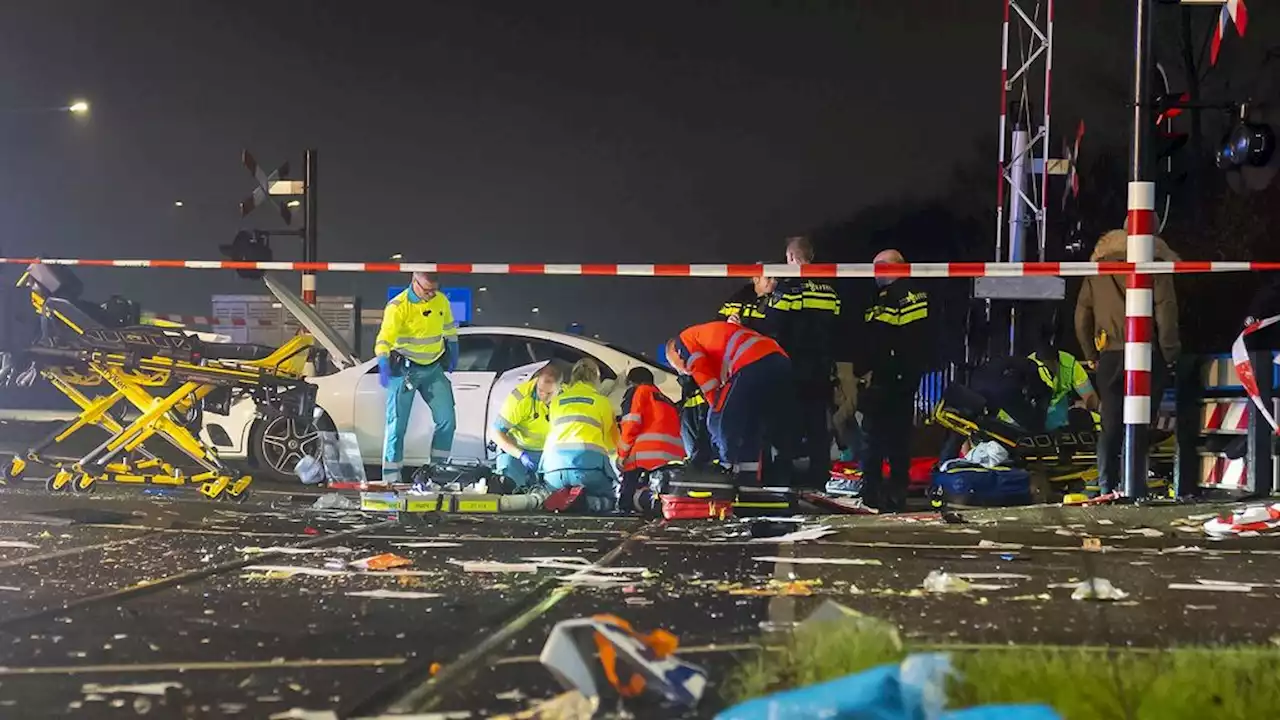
xmin=665 ymin=321 xmax=795 ymax=483
xmin=617 ymin=367 xmax=685 ymax=512
xmin=376 ymin=271 xmax=458 ymax=486
xmin=489 ymin=362 xmax=562 ymax=490
xmin=539 ymin=359 xmax=619 ymax=512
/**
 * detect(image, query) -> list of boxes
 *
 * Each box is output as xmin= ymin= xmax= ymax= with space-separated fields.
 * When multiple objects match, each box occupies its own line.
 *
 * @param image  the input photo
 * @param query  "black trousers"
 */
xmin=680 ymin=402 xmax=713 ymax=466
xmin=1096 ymin=351 xmax=1167 ymax=493
xmin=860 ymin=384 xmax=915 ymax=511
xmin=794 ymin=379 xmax=832 ymax=487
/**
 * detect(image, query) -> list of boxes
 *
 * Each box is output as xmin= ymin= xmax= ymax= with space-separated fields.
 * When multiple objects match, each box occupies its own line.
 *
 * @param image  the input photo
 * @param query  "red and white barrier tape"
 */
xmin=7 ymin=257 xmax=1280 ymax=277
xmin=1231 ymin=314 xmax=1280 ymax=435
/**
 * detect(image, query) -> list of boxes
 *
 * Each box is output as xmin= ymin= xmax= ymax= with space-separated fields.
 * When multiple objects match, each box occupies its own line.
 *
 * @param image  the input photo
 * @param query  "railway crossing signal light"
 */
xmin=1152 ymin=64 xmax=1189 ymax=232
xmin=1216 ymin=103 xmax=1277 ymax=194
xmin=219 ymin=230 xmax=272 ymax=280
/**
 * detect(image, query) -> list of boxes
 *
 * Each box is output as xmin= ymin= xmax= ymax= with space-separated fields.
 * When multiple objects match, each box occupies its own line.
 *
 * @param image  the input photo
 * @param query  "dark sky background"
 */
xmin=1 ymin=0 xmax=1264 ymax=355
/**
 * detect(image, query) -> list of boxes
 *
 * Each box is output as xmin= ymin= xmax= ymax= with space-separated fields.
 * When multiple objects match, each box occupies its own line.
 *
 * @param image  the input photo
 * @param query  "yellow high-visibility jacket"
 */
xmin=375 ymin=288 xmax=457 ymax=365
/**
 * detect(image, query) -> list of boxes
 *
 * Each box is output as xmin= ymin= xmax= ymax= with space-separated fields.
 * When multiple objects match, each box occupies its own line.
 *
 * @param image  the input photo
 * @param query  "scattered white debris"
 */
xmin=977 ymin=540 xmax=1025 ymax=550
xmin=268 ymin=710 xmax=338 ymax=720
xmin=241 ymin=566 xmax=347 ymax=577
xmin=310 ymin=493 xmax=358 ymax=510
xmin=1168 ymin=583 xmax=1254 ymax=593
xmin=751 ymin=556 xmax=882 ymax=566
xmin=0 ymin=540 xmax=38 ymax=549
xmin=1071 ymin=578 xmax=1129 ymax=601
xmin=237 ymin=547 xmax=333 ymax=555
xmin=922 ymin=571 xmax=972 ymax=593
xmin=1125 ymin=528 xmax=1164 ymax=538
xmin=450 ymin=560 xmax=539 ymax=573
xmin=494 ymin=688 xmax=527 ymax=702
xmin=392 ymin=541 xmax=464 ymax=548
xmin=81 ymin=682 xmax=181 ymax=696
xmin=346 ymin=590 xmax=443 ymax=599
xmin=953 ymin=572 xmax=1031 ymax=580
xmin=747 ymin=525 xmax=836 ymax=544
xmin=1096 ymin=519 xmax=1115 ymax=526
xmin=0 ymin=586 xmax=21 ymax=592
xmin=1162 ymin=546 xmax=1205 ymax=554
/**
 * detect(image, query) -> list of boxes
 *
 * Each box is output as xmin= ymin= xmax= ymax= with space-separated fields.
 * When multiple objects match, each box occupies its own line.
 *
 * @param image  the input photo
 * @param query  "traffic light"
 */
xmin=219 ymin=230 xmax=272 ymax=280
xmin=1216 ymin=113 xmax=1277 ymax=194
xmin=1152 ymin=63 xmax=1188 ymax=232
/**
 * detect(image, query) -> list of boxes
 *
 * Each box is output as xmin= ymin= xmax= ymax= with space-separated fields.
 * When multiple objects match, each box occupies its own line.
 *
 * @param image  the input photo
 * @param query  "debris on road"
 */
xmin=799 ymin=600 xmax=902 ymax=648
xmin=923 ymin=571 xmax=972 ymax=593
xmin=346 ymin=589 xmax=444 ymax=599
xmin=726 ymin=578 xmax=823 ymax=596
xmin=746 ymin=525 xmax=835 ymax=543
xmin=393 ymin=541 xmax=464 ymax=548
xmin=1168 ymin=580 xmax=1262 ymax=593
xmin=1204 ymin=504 xmax=1280 ymax=537
xmin=751 ymin=555 xmax=882 ymax=566
xmin=1070 ymin=578 xmax=1130 ymax=601
xmin=540 ymin=615 xmax=706 ymax=710
xmin=236 ymin=546 xmax=341 ymax=555
xmin=492 ymin=690 xmax=595 ymax=720
xmin=977 ymin=540 xmax=1024 ymax=550
xmin=81 ymin=681 xmax=182 ymax=696
xmin=350 ymin=553 xmax=413 ymax=571
xmin=451 ymin=560 xmax=541 ymax=573
xmin=241 ymin=565 xmax=347 ymax=578
xmin=310 ymin=493 xmax=358 ymax=510
xmin=0 ymin=540 xmax=38 ymax=549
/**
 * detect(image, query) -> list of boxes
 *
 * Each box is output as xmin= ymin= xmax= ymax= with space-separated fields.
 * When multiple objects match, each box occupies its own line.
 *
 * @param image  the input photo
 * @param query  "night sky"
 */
xmin=0 ymin=1 xmax=1264 ymax=354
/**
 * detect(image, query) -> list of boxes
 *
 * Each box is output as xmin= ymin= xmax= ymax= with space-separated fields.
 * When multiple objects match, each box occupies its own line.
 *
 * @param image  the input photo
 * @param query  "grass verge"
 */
xmin=723 ymin=624 xmax=1280 ymax=719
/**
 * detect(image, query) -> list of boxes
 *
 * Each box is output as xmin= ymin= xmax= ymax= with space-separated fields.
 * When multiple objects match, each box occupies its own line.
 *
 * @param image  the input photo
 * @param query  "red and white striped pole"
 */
xmin=1122 ymin=0 xmax=1155 ymax=498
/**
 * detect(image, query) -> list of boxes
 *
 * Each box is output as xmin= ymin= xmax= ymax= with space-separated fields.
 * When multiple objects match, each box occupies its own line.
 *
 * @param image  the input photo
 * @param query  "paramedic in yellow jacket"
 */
xmin=490 ymin=362 xmax=563 ymax=490
xmin=539 ymin=359 xmax=619 ymax=512
xmin=375 ymin=271 xmax=458 ymax=485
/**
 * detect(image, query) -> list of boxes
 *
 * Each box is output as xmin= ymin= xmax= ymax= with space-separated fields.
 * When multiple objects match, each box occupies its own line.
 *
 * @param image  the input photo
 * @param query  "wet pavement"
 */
xmin=0 ymin=459 xmax=1278 ymax=717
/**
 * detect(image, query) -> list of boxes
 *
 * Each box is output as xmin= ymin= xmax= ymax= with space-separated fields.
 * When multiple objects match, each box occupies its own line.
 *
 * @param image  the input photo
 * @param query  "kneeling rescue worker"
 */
xmin=539 ymin=359 xmax=619 ymax=512
xmin=665 ymin=321 xmax=795 ymax=484
xmin=376 ymin=271 xmax=458 ymax=488
xmin=616 ymin=367 xmax=685 ymax=512
xmin=489 ymin=362 xmax=563 ymax=491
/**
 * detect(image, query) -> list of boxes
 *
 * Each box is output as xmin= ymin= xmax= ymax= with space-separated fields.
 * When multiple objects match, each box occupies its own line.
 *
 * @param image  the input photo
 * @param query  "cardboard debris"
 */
xmin=747 ymin=525 xmax=836 ymax=544
xmin=350 ymin=553 xmax=413 ymax=571
xmin=751 ymin=556 xmax=882 ymax=566
xmin=1071 ymin=578 xmax=1129 ymax=601
xmin=81 ymin=682 xmax=181 ymax=696
xmin=346 ymin=590 xmax=444 ymax=599
xmin=539 ymin=615 xmax=705 ymax=708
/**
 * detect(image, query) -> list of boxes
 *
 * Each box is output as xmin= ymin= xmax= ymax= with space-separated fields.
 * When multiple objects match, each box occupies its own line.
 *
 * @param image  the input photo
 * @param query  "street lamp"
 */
xmin=478 ymin=286 xmax=488 ymax=292
xmin=173 ymin=201 xmax=184 ymax=208
xmin=390 ymin=253 xmax=403 ymax=261
xmin=530 ymin=307 xmax=540 ymax=314
xmin=67 ymin=100 xmax=90 ymax=115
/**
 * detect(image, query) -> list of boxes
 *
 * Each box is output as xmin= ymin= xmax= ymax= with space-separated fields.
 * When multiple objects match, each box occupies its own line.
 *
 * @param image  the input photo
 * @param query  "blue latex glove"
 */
xmin=445 ymin=342 xmax=459 ymax=372
xmin=518 ymin=451 xmax=537 ymax=472
xmin=377 ymin=355 xmax=392 ymax=388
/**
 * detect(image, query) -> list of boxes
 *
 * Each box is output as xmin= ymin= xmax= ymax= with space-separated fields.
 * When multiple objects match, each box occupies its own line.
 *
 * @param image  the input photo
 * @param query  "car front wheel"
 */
xmin=250 ymin=413 xmax=330 ymax=481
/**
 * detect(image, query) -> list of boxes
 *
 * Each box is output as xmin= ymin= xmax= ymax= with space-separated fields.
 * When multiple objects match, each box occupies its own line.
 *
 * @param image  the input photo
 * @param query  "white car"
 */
xmin=201 ymin=275 xmax=682 ymax=480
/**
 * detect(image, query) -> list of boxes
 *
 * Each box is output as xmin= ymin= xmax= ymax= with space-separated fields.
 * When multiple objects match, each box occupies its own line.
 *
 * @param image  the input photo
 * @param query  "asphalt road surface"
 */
xmin=2 ymin=421 xmax=1280 ymax=718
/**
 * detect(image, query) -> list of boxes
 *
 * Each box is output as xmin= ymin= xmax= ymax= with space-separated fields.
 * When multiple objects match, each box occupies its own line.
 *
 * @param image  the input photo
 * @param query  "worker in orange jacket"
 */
xmin=616 ymin=367 xmax=685 ymax=512
xmin=664 ymin=321 xmax=796 ymax=484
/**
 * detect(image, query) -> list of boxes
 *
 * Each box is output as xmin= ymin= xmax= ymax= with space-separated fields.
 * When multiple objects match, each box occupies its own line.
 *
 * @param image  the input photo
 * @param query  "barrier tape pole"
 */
xmin=1123 ymin=182 xmax=1156 ymax=499
xmin=3 ymin=257 xmax=1280 ymax=278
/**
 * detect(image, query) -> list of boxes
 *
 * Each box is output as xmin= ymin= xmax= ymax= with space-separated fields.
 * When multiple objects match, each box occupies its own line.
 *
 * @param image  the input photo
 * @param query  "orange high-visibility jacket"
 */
xmin=674 ymin=321 xmax=787 ymax=409
xmin=617 ymin=384 xmax=685 ymax=472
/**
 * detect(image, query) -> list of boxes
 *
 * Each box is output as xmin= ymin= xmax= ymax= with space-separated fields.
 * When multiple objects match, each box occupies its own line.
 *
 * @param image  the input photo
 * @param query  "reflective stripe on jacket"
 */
xmin=674 ymin=321 xmax=787 ymax=408
xmin=493 ymin=377 xmax=551 ymax=451
xmin=540 ymin=381 xmax=618 ymax=473
xmin=618 ymin=384 xmax=685 ymax=471
xmin=374 ymin=288 xmax=458 ymax=365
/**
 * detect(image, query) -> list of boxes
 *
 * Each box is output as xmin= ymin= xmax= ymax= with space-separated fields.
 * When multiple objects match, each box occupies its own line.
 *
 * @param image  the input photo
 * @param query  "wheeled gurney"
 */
xmin=2 ymin=264 xmax=317 ymax=501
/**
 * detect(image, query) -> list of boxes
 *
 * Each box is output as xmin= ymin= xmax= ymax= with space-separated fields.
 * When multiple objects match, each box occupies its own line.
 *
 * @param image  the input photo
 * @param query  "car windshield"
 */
xmin=602 ymin=341 xmax=671 ymax=374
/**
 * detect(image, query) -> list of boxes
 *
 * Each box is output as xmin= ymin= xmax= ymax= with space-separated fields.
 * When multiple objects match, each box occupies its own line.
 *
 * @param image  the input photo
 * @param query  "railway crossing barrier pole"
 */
xmin=303 ymin=149 xmax=318 ymax=306
xmin=1247 ymin=348 xmax=1275 ymax=496
xmin=1122 ymin=0 xmax=1155 ymax=499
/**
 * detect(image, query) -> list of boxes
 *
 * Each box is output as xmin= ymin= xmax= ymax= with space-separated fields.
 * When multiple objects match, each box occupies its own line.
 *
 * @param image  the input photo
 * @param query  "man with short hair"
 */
xmin=858 ymin=249 xmax=931 ymax=511
xmin=490 ymin=362 xmax=562 ymax=490
xmin=375 ymin=271 xmax=458 ymax=488
xmin=770 ymin=235 xmax=841 ymax=486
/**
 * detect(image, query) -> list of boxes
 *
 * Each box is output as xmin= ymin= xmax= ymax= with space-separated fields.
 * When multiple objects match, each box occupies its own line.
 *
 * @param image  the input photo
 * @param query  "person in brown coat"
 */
xmin=1074 ymin=229 xmax=1181 ymax=495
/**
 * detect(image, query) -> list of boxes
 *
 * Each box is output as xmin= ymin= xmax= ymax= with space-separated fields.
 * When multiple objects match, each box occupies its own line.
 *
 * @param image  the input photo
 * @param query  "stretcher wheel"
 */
xmin=46 ymin=470 xmax=73 ymax=493
xmin=4 ymin=457 xmax=25 ymax=482
xmin=70 ymin=473 xmax=97 ymax=494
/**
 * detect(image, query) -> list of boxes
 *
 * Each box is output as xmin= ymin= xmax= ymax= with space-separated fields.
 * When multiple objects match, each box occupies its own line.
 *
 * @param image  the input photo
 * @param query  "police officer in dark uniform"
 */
xmin=767 ymin=236 xmax=841 ymax=487
xmin=859 ymin=248 xmax=931 ymax=511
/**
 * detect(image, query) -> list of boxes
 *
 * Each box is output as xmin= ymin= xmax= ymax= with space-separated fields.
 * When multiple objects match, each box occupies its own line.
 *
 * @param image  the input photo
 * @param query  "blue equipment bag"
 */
xmin=931 ymin=464 xmax=1031 ymax=506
